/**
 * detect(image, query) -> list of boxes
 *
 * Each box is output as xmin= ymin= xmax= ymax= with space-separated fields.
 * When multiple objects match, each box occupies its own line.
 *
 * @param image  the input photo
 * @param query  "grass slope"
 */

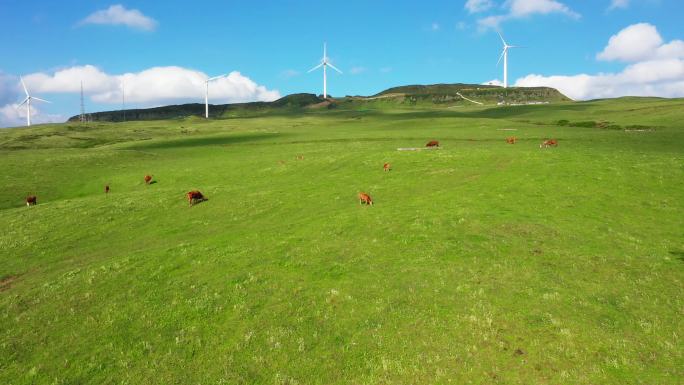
xmin=1 ymin=98 xmax=683 ymax=384
xmin=67 ymin=84 xmax=570 ymax=123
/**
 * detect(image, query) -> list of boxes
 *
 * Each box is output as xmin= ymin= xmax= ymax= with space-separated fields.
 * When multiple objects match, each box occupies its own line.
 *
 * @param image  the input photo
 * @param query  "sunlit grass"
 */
xmin=1 ymin=98 xmax=682 ymax=384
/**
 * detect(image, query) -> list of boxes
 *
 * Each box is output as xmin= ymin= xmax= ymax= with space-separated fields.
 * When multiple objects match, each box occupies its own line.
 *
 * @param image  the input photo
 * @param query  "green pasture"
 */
xmin=1 ymin=97 xmax=682 ymax=384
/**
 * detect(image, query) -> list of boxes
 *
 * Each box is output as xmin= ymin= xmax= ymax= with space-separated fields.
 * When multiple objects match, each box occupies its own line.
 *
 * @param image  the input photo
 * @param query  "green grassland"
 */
xmin=1 ymin=97 xmax=683 ymax=384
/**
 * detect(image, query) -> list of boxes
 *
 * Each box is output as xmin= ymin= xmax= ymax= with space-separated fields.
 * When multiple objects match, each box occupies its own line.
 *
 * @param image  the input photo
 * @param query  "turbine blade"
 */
xmin=324 ymin=42 xmax=327 ymax=61
xmin=18 ymin=97 xmax=29 ymax=106
xmin=32 ymin=96 xmax=51 ymax=103
xmin=496 ymin=49 xmax=505 ymax=66
xmin=327 ymin=62 xmax=342 ymax=74
xmin=497 ymin=31 xmax=507 ymax=46
xmin=20 ymin=76 xmax=29 ymax=96
xmin=207 ymin=74 xmax=227 ymax=82
xmin=308 ymin=62 xmax=324 ymax=73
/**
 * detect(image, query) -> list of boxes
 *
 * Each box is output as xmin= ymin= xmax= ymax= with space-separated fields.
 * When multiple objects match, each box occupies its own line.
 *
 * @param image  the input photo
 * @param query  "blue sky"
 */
xmin=1 ymin=0 xmax=682 ymax=127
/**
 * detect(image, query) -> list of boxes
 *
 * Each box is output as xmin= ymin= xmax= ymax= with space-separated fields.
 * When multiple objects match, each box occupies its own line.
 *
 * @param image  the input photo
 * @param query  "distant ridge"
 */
xmin=68 ymin=84 xmax=571 ymax=122
xmin=369 ymin=83 xmax=570 ymax=105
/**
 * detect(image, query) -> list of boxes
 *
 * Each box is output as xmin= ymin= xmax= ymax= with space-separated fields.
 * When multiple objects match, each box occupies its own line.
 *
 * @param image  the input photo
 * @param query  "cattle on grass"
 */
xmin=426 ymin=140 xmax=440 ymax=148
xmin=383 ymin=163 xmax=391 ymax=172
xmin=540 ymin=139 xmax=558 ymax=148
xmin=26 ymin=195 xmax=37 ymax=207
xmin=506 ymin=137 xmax=517 ymax=144
xmin=358 ymin=192 xmax=373 ymax=206
xmin=186 ymin=190 xmax=207 ymax=206
xmin=144 ymin=175 xmax=153 ymax=184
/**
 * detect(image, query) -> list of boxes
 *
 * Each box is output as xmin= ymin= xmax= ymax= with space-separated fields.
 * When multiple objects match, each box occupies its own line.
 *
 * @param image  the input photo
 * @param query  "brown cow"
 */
xmin=144 ymin=175 xmax=153 ymax=184
xmin=105 ymin=185 xmax=110 ymax=194
xmin=540 ymin=139 xmax=558 ymax=148
xmin=383 ymin=163 xmax=391 ymax=172
xmin=506 ymin=136 xmax=517 ymax=144
xmin=358 ymin=192 xmax=373 ymax=206
xmin=426 ymin=140 xmax=440 ymax=148
xmin=26 ymin=195 xmax=37 ymax=207
xmin=186 ymin=190 xmax=206 ymax=206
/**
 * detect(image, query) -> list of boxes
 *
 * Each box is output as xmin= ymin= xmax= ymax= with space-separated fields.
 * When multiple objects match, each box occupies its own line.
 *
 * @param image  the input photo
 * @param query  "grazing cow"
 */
xmin=26 ymin=195 xmax=37 ymax=207
xmin=186 ymin=190 xmax=206 ymax=206
xmin=383 ymin=163 xmax=391 ymax=172
xmin=296 ymin=155 xmax=304 ymax=160
xmin=105 ymin=185 xmax=110 ymax=194
xmin=426 ymin=140 xmax=440 ymax=148
xmin=540 ymin=139 xmax=558 ymax=148
xmin=358 ymin=192 xmax=373 ymax=206
xmin=144 ymin=175 xmax=153 ymax=184
xmin=506 ymin=136 xmax=517 ymax=144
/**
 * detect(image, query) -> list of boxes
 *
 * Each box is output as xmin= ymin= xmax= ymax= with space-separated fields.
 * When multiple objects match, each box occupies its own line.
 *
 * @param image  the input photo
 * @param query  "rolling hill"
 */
xmin=67 ymin=84 xmax=571 ymax=122
xmin=2 ymin=97 xmax=683 ymax=384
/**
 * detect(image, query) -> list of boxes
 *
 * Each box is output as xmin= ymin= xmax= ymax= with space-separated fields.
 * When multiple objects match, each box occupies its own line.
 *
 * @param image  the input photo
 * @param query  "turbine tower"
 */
xmin=204 ymin=74 xmax=227 ymax=119
xmin=18 ymin=77 xmax=50 ymax=127
xmin=308 ymin=43 xmax=342 ymax=99
xmin=497 ymin=32 xmax=521 ymax=89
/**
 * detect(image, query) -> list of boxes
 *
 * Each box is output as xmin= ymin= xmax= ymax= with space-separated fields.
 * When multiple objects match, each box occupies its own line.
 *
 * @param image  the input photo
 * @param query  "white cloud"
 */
xmin=0 ymin=102 xmax=65 ymax=128
xmin=597 ymin=23 xmax=684 ymax=62
xmin=0 ymin=72 xmax=21 ymax=106
xmin=476 ymin=0 xmax=580 ymax=30
xmin=431 ymin=22 xmax=441 ymax=31
xmin=79 ymin=4 xmax=158 ymax=31
xmin=608 ymin=0 xmax=630 ymax=10
xmin=483 ymin=79 xmax=504 ymax=86
xmin=21 ymin=65 xmax=280 ymax=106
xmin=506 ymin=0 xmax=579 ymax=18
xmin=280 ymin=69 xmax=300 ymax=79
xmin=465 ymin=0 xmax=494 ymax=13
xmin=0 ymin=103 xmax=29 ymax=127
xmin=349 ymin=66 xmax=367 ymax=75
xmin=514 ymin=23 xmax=684 ymax=100
xmin=478 ymin=15 xmax=508 ymax=31
xmin=515 ymin=60 xmax=684 ymax=100
xmin=0 ymin=65 xmax=280 ymax=127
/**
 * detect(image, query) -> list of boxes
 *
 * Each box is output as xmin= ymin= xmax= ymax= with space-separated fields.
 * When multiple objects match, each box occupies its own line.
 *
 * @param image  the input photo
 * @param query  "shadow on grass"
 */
xmin=125 ymin=132 xmax=286 ymax=150
xmin=669 ymin=250 xmax=684 ymax=262
xmin=189 ymin=197 xmax=208 ymax=207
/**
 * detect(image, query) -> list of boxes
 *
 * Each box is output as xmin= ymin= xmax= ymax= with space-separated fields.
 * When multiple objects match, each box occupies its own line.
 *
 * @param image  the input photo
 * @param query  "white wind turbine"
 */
xmin=308 ymin=43 xmax=342 ymax=99
xmin=204 ymin=74 xmax=227 ymax=118
xmin=18 ymin=77 xmax=50 ymax=127
xmin=497 ymin=32 xmax=521 ymax=89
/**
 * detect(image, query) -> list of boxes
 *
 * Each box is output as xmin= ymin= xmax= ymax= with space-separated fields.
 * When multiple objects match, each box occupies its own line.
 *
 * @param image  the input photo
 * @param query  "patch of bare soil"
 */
xmin=0 ymin=275 xmax=19 ymax=292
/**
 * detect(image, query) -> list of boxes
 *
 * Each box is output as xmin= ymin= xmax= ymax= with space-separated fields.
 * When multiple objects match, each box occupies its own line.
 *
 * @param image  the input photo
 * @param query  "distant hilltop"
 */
xmin=68 ymin=84 xmax=571 ymax=122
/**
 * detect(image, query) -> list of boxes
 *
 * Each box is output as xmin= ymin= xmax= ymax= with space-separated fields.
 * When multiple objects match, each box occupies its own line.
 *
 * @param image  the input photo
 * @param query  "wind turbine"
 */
xmin=204 ymin=74 xmax=227 ymax=118
xmin=18 ymin=77 xmax=50 ymax=127
xmin=308 ymin=43 xmax=342 ymax=99
xmin=497 ymin=32 xmax=521 ymax=89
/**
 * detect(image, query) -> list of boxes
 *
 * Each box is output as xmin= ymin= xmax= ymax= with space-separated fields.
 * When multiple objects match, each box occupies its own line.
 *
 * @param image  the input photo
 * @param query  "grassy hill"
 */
xmin=2 ymin=97 xmax=683 ymax=384
xmin=67 ymin=93 xmax=328 ymax=122
xmin=368 ymin=83 xmax=570 ymax=105
xmin=68 ymin=84 xmax=570 ymax=123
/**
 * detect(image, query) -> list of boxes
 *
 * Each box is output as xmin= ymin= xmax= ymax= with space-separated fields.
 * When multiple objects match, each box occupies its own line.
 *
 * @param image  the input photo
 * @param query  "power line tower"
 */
xmin=79 ymin=81 xmax=86 ymax=123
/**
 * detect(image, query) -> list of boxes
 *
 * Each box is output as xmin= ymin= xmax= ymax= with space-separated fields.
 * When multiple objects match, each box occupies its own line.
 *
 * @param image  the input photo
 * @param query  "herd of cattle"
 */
xmin=23 ymin=138 xmax=558 ymax=208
